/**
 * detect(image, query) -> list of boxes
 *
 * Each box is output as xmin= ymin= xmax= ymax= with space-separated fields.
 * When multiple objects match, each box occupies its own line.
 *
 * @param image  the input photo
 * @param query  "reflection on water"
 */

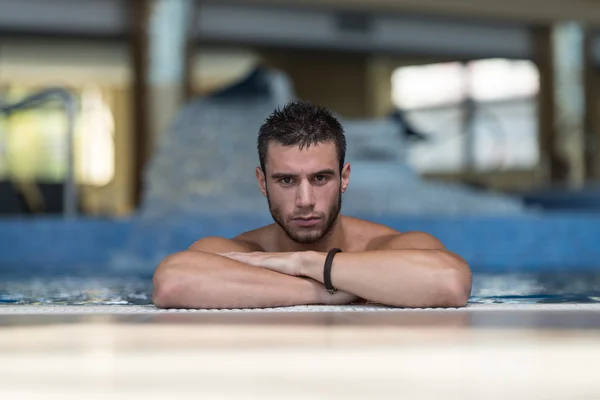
xmin=0 ymin=277 xmax=153 ymax=306
xmin=0 ymin=272 xmax=599 ymax=306
xmin=469 ymin=272 xmax=600 ymax=304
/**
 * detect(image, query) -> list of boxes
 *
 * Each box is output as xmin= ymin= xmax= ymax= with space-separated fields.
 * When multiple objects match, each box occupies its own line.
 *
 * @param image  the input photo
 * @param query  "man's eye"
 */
xmin=281 ymin=177 xmax=293 ymax=184
xmin=314 ymin=175 xmax=327 ymax=182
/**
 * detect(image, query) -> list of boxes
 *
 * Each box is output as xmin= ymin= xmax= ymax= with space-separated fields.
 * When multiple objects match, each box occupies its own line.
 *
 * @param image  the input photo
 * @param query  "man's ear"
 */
xmin=341 ymin=162 xmax=351 ymax=193
xmin=256 ymin=166 xmax=267 ymax=197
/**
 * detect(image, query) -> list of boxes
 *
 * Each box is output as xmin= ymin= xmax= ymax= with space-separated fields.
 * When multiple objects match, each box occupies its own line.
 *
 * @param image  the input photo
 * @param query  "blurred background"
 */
xmin=1 ymin=0 xmax=600 ymax=296
xmin=3 ymin=6 xmax=600 ymax=398
xmin=1 ymin=0 xmax=599 ymax=218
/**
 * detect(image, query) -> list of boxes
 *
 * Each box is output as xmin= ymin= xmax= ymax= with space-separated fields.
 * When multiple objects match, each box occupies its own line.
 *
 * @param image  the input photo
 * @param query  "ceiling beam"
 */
xmin=204 ymin=0 xmax=600 ymax=26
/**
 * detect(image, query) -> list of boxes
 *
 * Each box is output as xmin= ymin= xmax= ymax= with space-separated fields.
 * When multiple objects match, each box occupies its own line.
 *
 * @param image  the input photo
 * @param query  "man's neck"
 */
xmin=275 ymin=216 xmax=346 ymax=253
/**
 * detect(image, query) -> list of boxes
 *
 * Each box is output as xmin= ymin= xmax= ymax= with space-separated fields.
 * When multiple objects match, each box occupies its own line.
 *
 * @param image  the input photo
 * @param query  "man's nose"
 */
xmin=295 ymin=180 xmax=316 ymax=209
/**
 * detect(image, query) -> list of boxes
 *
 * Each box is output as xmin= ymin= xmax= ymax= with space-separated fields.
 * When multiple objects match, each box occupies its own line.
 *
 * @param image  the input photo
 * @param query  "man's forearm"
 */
xmin=300 ymin=250 xmax=471 ymax=308
xmin=153 ymin=250 xmax=340 ymax=309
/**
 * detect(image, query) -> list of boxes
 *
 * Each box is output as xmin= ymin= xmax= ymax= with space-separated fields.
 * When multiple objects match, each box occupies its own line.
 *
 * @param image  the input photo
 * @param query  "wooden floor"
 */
xmin=1 ymin=304 xmax=599 ymax=399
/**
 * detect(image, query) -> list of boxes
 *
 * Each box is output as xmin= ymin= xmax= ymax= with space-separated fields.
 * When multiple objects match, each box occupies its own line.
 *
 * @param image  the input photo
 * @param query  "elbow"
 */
xmin=442 ymin=258 xmax=472 ymax=308
xmin=152 ymin=252 xmax=189 ymax=309
xmin=445 ymin=282 xmax=471 ymax=308
xmin=152 ymin=271 xmax=178 ymax=309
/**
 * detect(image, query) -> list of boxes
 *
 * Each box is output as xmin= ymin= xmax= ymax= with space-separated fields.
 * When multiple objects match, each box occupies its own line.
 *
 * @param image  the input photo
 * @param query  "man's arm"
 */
xmin=222 ymin=232 xmax=471 ymax=308
xmin=300 ymin=232 xmax=472 ymax=308
xmin=152 ymin=236 xmax=356 ymax=309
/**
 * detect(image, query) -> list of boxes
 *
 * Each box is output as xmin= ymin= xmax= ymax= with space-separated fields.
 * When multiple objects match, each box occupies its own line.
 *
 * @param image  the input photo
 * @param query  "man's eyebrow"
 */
xmin=270 ymin=172 xmax=297 ymax=179
xmin=312 ymin=169 xmax=336 ymax=176
xmin=270 ymin=169 xmax=335 ymax=179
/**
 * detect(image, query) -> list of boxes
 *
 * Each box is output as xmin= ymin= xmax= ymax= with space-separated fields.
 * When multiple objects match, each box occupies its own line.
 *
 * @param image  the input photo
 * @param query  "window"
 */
xmin=76 ymin=85 xmax=115 ymax=186
xmin=392 ymin=59 xmax=540 ymax=173
xmin=0 ymin=85 xmax=115 ymax=186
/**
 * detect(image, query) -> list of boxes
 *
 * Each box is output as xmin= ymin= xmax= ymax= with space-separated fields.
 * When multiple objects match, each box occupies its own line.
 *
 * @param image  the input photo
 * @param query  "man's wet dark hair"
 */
xmin=257 ymin=101 xmax=347 ymax=173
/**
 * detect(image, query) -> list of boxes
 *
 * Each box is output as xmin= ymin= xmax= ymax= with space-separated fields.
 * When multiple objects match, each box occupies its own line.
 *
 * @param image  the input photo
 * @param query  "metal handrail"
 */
xmin=0 ymin=87 xmax=78 ymax=218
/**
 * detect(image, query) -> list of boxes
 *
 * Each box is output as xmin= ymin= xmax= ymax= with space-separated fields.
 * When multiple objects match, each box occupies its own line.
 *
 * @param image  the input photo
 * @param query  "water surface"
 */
xmin=1 ymin=272 xmax=599 ymax=306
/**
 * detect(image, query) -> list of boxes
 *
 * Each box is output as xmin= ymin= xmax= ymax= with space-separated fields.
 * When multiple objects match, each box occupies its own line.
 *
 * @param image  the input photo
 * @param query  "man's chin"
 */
xmin=287 ymin=228 xmax=324 ymax=244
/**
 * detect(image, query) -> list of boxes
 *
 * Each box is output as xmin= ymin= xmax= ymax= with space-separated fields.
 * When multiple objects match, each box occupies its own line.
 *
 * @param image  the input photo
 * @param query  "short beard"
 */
xmin=267 ymin=187 xmax=342 ymax=244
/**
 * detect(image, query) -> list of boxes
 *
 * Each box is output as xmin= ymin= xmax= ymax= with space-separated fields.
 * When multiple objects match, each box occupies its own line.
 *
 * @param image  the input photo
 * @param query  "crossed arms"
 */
xmin=152 ymin=232 xmax=472 ymax=309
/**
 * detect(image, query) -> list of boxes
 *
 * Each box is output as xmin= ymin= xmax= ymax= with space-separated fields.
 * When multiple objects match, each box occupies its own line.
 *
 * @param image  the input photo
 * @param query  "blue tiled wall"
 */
xmin=1 ymin=213 xmax=599 ymax=277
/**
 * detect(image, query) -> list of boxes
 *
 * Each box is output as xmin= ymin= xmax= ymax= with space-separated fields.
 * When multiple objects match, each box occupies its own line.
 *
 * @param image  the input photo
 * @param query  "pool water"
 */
xmin=468 ymin=272 xmax=600 ymax=304
xmin=0 ymin=277 xmax=153 ymax=306
xmin=1 ymin=272 xmax=599 ymax=306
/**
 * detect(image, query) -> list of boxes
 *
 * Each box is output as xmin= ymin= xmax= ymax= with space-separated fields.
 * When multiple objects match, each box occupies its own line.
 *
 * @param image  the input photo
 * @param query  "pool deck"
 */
xmin=1 ymin=303 xmax=599 ymax=399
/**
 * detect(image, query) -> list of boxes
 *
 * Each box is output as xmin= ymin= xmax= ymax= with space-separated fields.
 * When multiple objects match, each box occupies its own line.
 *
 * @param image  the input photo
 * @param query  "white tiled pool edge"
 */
xmin=1 ymin=303 xmax=600 ymax=314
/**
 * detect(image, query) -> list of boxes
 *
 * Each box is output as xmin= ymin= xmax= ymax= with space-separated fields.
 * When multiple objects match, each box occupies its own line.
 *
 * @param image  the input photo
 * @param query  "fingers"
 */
xmin=219 ymin=252 xmax=247 ymax=262
xmin=218 ymin=252 xmax=261 ymax=266
xmin=217 ymin=252 xmax=241 ymax=262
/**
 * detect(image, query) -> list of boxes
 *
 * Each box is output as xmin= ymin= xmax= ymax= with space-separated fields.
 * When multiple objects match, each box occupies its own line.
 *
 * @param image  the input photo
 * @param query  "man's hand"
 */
xmin=323 ymin=289 xmax=361 ymax=305
xmin=218 ymin=251 xmax=303 ymax=276
xmin=218 ymin=251 xmax=361 ymax=305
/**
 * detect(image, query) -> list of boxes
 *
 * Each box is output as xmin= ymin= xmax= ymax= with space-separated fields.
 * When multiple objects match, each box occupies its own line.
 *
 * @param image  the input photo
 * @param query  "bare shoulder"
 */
xmin=368 ymin=230 xmax=446 ymax=251
xmin=343 ymin=215 xmax=399 ymax=234
xmin=188 ymin=233 xmax=264 ymax=254
xmin=341 ymin=215 xmax=400 ymax=251
xmin=234 ymin=225 xmax=271 ymax=250
xmin=341 ymin=215 xmax=444 ymax=251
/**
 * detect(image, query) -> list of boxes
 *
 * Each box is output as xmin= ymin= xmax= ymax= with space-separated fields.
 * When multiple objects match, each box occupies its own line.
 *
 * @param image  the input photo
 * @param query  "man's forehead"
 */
xmin=267 ymin=141 xmax=337 ymax=157
xmin=266 ymin=141 xmax=338 ymax=170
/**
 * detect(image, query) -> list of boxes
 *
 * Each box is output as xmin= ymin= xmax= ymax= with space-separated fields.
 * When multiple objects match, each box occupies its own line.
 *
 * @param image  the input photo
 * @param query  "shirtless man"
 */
xmin=152 ymin=101 xmax=472 ymax=309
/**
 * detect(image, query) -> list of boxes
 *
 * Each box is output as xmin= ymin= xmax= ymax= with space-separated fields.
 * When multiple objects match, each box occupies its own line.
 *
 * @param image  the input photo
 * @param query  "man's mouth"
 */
xmin=292 ymin=216 xmax=321 ymax=227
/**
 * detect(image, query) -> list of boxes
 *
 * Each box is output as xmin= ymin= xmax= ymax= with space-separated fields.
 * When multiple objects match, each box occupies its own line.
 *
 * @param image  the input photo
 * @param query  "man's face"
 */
xmin=257 ymin=141 xmax=350 ymax=244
